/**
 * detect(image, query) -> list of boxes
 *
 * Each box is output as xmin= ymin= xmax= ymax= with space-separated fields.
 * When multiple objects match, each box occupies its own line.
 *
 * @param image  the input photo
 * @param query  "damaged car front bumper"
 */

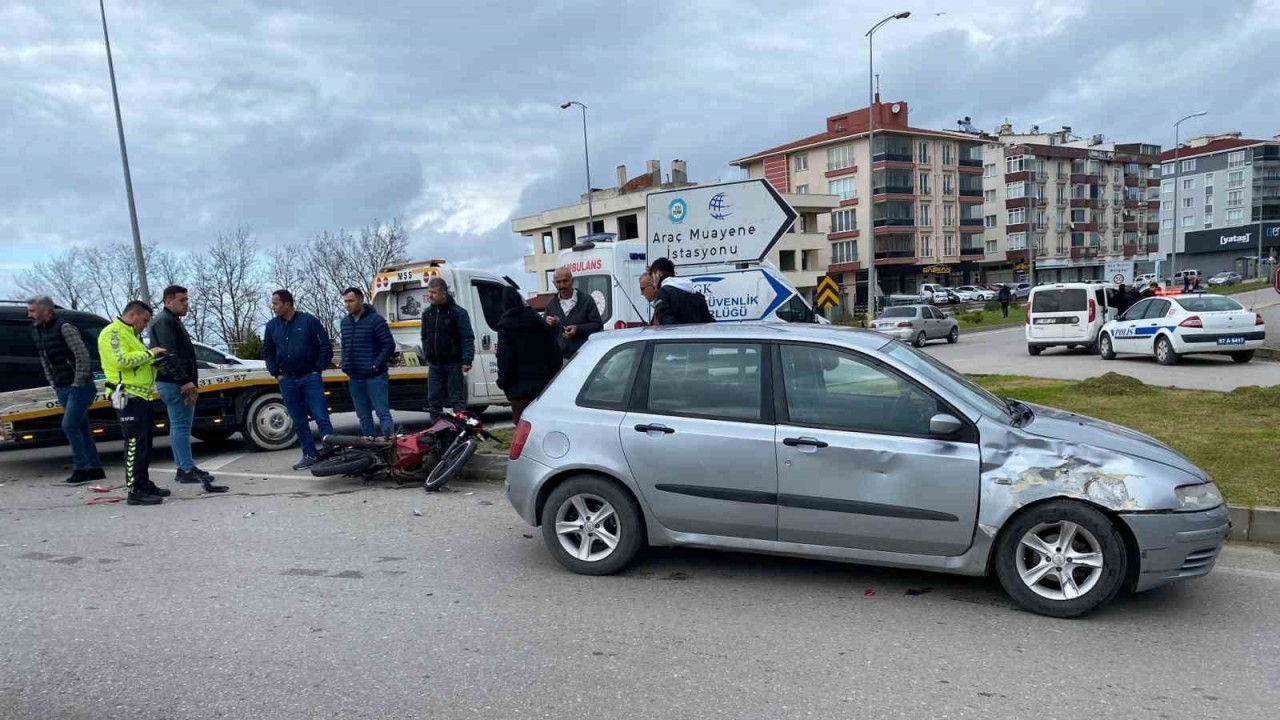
xmin=1120 ymin=505 xmax=1230 ymax=592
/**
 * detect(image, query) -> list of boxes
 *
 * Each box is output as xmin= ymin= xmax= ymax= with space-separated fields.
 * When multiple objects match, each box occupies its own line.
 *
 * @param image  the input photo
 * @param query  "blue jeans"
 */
xmin=279 ymin=373 xmax=334 ymax=459
xmin=157 ymin=381 xmax=195 ymax=471
xmin=56 ymin=384 xmax=101 ymax=470
xmin=349 ymin=374 xmax=394 ymax=436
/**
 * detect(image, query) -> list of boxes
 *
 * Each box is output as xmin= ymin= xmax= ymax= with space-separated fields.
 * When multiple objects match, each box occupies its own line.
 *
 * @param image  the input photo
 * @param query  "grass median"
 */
xmin=972 ymin=373 xmax=1280 ymax=507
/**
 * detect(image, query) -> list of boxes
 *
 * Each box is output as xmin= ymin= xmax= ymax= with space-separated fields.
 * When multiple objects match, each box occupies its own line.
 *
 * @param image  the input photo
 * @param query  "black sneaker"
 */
xmin=193 ymin=467 xmax=216 ymax=482
xmin=62 ymin=470 xmax=90 ymax=486
xmin=126 ymin=492 xmax=163 ymax=506
xmin=292 ymin=457 xmax=316 ymax=471
xmin=174 ymin=468 xmax=203 ymax=484
xmin=138 ymin=483 xmax=171 ymax=498
xmin=86 ymin=468 xmax=107 ymax=481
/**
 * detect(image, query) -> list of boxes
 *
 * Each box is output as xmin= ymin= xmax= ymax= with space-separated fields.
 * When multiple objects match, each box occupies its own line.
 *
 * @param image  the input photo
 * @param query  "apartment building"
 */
xmin=1157 ymin=132 xmax=1280 ymax=278
xmin=512 ymin=159 xmax=837 ymax=296
xmin=980 ymin=124 xmax=1162 ymax=285
xmin=730 ymin=99 xmax=987 ymax=308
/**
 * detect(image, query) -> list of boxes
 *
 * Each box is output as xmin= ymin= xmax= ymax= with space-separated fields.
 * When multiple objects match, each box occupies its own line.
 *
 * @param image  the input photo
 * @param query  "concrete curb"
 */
xmin=1255 ymin=346 xmax=1280 ymax=361
xmin=464 ymin=454 xmax=1280 ymax=544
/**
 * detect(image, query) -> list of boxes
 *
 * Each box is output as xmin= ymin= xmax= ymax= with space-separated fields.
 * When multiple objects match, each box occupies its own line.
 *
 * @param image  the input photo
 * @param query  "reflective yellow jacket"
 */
xmin=98 ymin=317 xmax=157 ymax=400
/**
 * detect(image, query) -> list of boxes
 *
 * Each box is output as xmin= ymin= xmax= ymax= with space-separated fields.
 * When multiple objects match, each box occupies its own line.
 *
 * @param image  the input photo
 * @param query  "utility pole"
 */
xmin=864 ymin=11 xmax=910 ymax=320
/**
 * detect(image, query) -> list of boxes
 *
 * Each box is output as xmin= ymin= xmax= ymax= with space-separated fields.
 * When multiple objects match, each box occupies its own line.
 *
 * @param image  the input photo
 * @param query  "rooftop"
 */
xmin=1159 ymin=137 xmax=1268 ymax=162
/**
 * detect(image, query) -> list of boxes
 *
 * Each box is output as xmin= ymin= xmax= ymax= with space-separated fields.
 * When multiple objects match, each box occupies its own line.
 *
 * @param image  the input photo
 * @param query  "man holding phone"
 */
xmin=544 ymin=267 xmax=603 ymax=360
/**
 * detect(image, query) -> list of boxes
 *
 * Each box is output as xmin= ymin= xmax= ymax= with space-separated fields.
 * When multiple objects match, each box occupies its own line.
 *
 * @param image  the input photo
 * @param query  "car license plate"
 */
xmin=1216 ymin=336 xmax=1246 ymax=346
xmin=1035 ymin=317 xmax=1071 ymax=325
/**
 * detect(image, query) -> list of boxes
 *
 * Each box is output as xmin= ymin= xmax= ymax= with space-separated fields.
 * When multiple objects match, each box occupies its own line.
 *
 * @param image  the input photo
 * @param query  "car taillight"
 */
xmin=509 ymin=420 xmax=532 ymax=460
xmin=1180 ymin=316 xmax=1202 ymax=328
xmin=897 ymin=321 xmax=912 ymax=328
xmin=1257 ymin=313 xmax=1265 ymax=326
xmin=1088 ymin=298 xmax=1096 ymax=323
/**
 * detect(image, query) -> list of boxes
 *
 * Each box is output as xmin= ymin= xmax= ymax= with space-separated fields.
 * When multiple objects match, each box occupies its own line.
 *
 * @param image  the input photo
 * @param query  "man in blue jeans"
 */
xmin=263 ymin=289 xmax=334 ymax=470
xmin=28 ymin=295 xmax=103 ymax=485
xmin=150 ymin=285 xmax=228 ymax=492
xmin=340 ymin=287 xmax=396 ymax=437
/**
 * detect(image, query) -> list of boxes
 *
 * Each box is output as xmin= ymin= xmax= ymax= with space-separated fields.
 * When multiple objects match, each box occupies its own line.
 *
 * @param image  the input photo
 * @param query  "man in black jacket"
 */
xmin=997 ymin=284 xmax=1012 ymax=318
xmin=496 ymin=286 xmax=562 ymax=423
xmin=28 ymin=295 xmax=104 ymax=485
xmin=544 ymin=267 xmax=604 ymax=358
xmin=151 ymin=285 xmax=226 ymax=492
xmin=419 ymin=277 xmax=474 ymax=412
xmin=649 ymin=257 xmax=715 ymax=325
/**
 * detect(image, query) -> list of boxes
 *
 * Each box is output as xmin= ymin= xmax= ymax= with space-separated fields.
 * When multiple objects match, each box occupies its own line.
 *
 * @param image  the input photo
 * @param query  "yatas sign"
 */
xmin=645 ymin=179 xmax=798 ymax=266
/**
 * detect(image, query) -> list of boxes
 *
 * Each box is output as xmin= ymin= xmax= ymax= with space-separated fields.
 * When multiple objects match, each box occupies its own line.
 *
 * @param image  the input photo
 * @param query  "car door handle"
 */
xmin=783 ymin=437 xmax=829 ymax=448
xmin=481 ymin=334 xmax=492 ymax=350
xmin=634 ymin=423 xmax=675 ymax=435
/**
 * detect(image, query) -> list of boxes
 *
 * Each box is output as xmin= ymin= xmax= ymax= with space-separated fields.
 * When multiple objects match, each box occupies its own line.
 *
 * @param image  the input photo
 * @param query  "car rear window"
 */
xmin=881 ymin=307 xmax=916 ymax=318
xmin=577 ymin=343 xmax=642 ymax=410
xmin=1175 ymin=296 xmax=1244 ymax=313
xmin=1031 ymin=289 xmax=1087 ymax=313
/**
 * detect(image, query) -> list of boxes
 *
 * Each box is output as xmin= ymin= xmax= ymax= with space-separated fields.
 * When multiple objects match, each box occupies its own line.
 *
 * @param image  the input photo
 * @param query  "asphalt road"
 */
xmin=2 ymin=440 xmax=1279 ymax=719
xmin=924 ymin=293 xmax=1280 ymax=391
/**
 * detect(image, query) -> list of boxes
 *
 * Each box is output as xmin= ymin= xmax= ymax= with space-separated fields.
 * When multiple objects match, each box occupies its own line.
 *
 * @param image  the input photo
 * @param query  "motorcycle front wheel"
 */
xmin=423 ymin=436 xmax=478 ymax=491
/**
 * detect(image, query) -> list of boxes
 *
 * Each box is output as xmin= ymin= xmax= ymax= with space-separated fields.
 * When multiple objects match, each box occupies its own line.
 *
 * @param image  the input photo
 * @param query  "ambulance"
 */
xmin=555 ymin=235 xmax=821 ymax=326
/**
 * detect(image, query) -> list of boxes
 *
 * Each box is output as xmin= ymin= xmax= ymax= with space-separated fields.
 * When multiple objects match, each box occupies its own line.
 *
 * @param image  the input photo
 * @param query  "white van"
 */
xmin=371 ymin=259 xmax=513 ymax=409
xmin=1172 ymin=269 xmax=1201 ymax=286
xmin=555 ymin=237 xmax=821 ymax=326
xmin=1025 ymin=282 xmax=1121 ymax=356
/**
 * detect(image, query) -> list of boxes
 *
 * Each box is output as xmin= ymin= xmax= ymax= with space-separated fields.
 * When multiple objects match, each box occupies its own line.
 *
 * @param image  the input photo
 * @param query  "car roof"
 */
xmin=596 ymin=322 xmax=894 ymax=351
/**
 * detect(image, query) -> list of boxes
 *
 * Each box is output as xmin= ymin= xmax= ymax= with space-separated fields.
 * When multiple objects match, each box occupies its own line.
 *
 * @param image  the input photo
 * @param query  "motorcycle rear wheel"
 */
xmin=309 ymin=451 xmax=377 ymax=478
xmin=423 ymin=436 xmax=478 ymax=491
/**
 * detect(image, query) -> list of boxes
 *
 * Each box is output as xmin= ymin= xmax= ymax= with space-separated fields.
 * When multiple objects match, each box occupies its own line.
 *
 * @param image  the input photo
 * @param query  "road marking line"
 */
xmin=199 ymin=452 xmax=249 ymax=471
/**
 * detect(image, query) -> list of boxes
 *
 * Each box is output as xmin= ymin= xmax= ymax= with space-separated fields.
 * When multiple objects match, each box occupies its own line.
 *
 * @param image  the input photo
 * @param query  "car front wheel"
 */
xmin=994 ymin=500 xmax=1128 ymax=618
xmin=1155 ymin=336 xmax=1180 ymax=365
xmin=947 ymin=326 xmax=959 ymax=344
xmin=540 ymin=475 xmax=644 ymax=576
xmin=1099 ymin=333 xmax=1116 ymax=360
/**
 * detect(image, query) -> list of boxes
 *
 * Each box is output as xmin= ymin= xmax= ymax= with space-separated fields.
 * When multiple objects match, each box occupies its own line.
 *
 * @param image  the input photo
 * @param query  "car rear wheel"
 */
xmin=1099 ymin=333 xmax=1116 ymax=360
xmin=1231 ymin=350 xmax=1255 ymax=364
xmin=913 ymin=331 xmax=928 ymax=348
xmin=994 ymin=500 xmax=1128 ymax=618
xmin=1027 ymin=344 xmax=1043 ymax=356
xmin=242 ymin=392 xmax=296 ymax=452
xmin=1155 ymin=336 xmax=1180 ymax=366
xmin=541 ymin=475 xmax=644 ymax=576
xmin=947 ymin=326 xmax=959 ymax=344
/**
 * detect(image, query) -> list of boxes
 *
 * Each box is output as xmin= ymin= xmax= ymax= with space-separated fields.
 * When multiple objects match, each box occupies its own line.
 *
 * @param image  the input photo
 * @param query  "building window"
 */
xmin=1228 ymin=151 xmax=1246 ymax=168
xmin=942 ymin=143 xmax=954 ymax=166
xmin=1228 ymin=170 xmax=1245 ymax=188
xmin=1204 ymin=172 xmax=1214 ymax=190
xmin=984 ymin=163 xmax=996 ymax=178
xmin=1008 ymin=208 xmax=1026 ymax=225
xmin=1008 ymin=232 xmax=1026 ymax=251
xmin=920 ymin=235 xmax=932 ymax=256
xmin=831 ymin=240 xmax=858 ymax=265
xmin=944 ymin=234 xmax=956 ymax=256
xmin=544 ymin=270 xmax=555 ymax=290
xmin=919 ymin=203 xmax=932 ymax=227
xmin=541 ymin=231 xmax=553 ymax=255
xmin=986 ymin=238 xmax=998 ymax=254
xmin=1070 ymin=208 xmax=1088 ymax=223
xmin=943 ymin=203 xmax=955 ymax=226
xmin=1227 ymin=209 xmax=1244 ymax=223
xmin=1161 ymin=162 xmax=1175 ymax=177
xmin=828 ymin=177 xmax=856 ymax=200
xmin=1182 ymin=178 xmax=1194 ymax=191
xmin=796 ymin=184 xmax=809 ymax=194
xmin=918 ymin=141 xmax=930 ymax=164
xmin=1182 ymin=197 xmax=1193 ymax=209
xmin=1113 ymin=167 xmax=1121 ymax=184
xmin=1181 ymin=215 xmax=1194 ymax=228
xmin=1005 ymin=155 xmax=1029 ymax=174
xmin=1161 ymin=218 xmax=1173 ymax=230
xmin=779 ymin=250 xmax=797 ymax=272
xmin=942 ymin=173 xmax=954 ymax=195
xmin=557 ymin=225 xmax=576 ymax=250
xmin=1181 ymin=159 xmax=1196 ymax=173
xmin=1162 ymin=179 xmax=1173 ymax=194
xmin=1228 ymin=190 xmax=1244 ymax=207
xmin=1007 ymin=181 xmax=1026 ymax=200
xmin=827 ymin=145 xmax=853 ymax=171
xmin=793 ymin=153 xmax=808 ymax=172
xmin=830 ymin=208 xmax=857 ymax=233
xmin=918 ymin=172 xmax=931 ymax=194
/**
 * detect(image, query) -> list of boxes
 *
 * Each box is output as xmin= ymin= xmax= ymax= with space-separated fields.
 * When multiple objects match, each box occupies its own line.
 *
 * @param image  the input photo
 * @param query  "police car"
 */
xmin=1098 ymin=292 xmax=1266 ymax=365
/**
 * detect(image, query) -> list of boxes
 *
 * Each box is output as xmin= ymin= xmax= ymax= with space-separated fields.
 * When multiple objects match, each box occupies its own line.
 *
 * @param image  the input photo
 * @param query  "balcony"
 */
xmin=1123 ymin=244 xmax=1138 ymax=258
xmin=1146 ymin=223 xmax=1161 ymax=233
xmin=1005 ymin=171 xmax=1038 ymax=184
xmin=1123 ymin=222 xmax=1139 ymax=232
xmin=873 ymin=152 xmax=914 ymax=164
xmin=960 ymin=218 xmax=984 ymax=227
xmin=829 ymin=261 xmax=862 ymax=273
xmin=1070 ymin=246 xmax=1100 ymax=259
xmin=959 ymin=157 xmax=983 ymax=168
xmin=1124 ymin=176 xmax=1140 ymax=187
xmin=1146 ymin=243 xmax=1160 ymax=253
xmin=959 ymin=187 xmax=983 ymax=198
xmin=1070 ymin=198 xmax=1098 ymax=209
xmin=1006 ymin=197 xmax=1033 ymax=210
xmin=1146 ymin=201 xmax=1160 ymax=211
xmin=873 ymin=185 xmax=915 ymax=196
xmin=1070 ymin=174 xmax=1101 ymax=185
xmin=824 ymin=166 xmax=858 ymax=179
xmin=1123 ymin=199 xmax=1143 ymax=209
xmin=959 ymin=246 xmax=985 ymax=258
xmin=1074 ymin=223 xmax=1098 ymax=233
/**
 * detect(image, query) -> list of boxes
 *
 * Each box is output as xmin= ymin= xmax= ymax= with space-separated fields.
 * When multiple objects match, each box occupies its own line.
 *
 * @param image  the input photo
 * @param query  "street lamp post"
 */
xmin=99 ymin=0 xmax=149 ymax=302
xmin=864 ymin=11 xmax=910 ymax=320
xmin=560 ymin=101 xmax=594 ymax=241
xmin=1169 ymin=111 xmax=1207 ymax=285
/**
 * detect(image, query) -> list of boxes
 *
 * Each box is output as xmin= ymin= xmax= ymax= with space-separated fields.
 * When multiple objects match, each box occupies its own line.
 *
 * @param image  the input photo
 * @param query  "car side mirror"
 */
xmin=929 ymin=413 xmax=964 ymax=437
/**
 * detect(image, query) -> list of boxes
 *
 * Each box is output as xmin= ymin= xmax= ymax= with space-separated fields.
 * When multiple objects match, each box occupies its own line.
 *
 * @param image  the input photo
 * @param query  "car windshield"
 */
xmin=1176 ymin=295 xmax=1244 ymax=312
xmin=884 ymin=343 xmax=1014 ymax=422
xmin=881 ymin=307 xmax=916 ymax=318
xmin=1031 ymin=289 xmax=1087 ymax=313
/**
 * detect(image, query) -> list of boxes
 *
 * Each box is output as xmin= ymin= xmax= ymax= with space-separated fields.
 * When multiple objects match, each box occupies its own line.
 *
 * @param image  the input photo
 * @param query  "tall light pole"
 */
xmin=864 ymin=11 xmax=910 ymax=320
xmin=99 ymin=0 xmax=149 ymax=302
xmin=560 ymin=101 xmax=594 ymax=241
xmin=1169 ymin=111 xmax=1207 ymax=285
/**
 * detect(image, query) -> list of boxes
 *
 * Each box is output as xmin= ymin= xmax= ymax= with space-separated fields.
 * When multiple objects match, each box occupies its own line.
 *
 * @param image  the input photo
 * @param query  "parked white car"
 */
xmin=954 ymin=285 xmax=997 ymax=302
xmin=193 ymin=342 xmax=267 ymax=371
xmin=1099 ymin=293 xmax=1266 ymax=365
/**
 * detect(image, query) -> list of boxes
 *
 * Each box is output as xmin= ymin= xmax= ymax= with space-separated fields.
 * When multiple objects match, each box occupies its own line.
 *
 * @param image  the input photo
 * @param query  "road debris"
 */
xmin=412 ymin=508 xmax=423 ymax=517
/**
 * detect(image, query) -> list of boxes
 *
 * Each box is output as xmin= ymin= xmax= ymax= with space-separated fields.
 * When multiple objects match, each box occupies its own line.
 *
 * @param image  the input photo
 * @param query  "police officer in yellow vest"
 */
xmin=98 ymin=301 xmax=169 ymax=506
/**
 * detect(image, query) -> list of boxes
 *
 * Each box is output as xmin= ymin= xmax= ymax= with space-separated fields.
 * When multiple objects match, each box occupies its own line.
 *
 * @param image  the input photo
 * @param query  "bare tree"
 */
xmin=197 ymin=227 xmax=265 ymax=350
xmin=269 ymin=243 xmax=336 ymax=337
xmin=353 ymin=218 xmax=410 ymax=298
xmin=16 ymin=248 xmax=87 ymax=310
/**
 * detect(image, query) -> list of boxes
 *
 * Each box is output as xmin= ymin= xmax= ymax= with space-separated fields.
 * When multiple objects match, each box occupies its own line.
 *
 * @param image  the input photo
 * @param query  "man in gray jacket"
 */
xmin=544 ymin=267 xmax=603 ymax=359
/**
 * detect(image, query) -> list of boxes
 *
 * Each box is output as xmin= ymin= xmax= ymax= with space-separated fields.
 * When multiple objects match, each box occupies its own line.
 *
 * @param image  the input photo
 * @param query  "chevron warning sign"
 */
xmin=816 ymin=275 xmax=841 ymax=310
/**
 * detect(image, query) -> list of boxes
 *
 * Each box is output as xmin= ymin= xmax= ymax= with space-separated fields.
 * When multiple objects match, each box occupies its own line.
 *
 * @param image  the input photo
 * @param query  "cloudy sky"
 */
xmin=2 ymin=0 xmax=1277 ymax=291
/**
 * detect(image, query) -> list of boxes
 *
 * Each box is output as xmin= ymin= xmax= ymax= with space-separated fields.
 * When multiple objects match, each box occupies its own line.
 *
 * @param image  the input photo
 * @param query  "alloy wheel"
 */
xmin=554 ymin=493 xmax=620 ymax=563
xmin=1014 ymin=521 xmax=1104 ymax=601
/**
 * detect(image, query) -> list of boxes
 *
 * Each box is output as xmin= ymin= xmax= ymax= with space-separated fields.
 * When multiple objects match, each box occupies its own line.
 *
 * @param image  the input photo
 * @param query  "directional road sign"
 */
xmin=816 ymin=275 xmax=841 ymax=310
xmin=646 ymin=179 xmax=798 ymax=267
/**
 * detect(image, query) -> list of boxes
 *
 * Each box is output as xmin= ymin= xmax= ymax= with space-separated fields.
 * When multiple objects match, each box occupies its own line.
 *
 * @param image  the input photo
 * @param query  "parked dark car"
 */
xmin=0 ymin=301 xmax=111 ymax=394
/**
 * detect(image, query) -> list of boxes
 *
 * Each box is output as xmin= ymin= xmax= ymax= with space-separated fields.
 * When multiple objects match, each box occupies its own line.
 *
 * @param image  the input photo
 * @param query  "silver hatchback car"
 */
xmin=505 ymin=324 xmax=1228 ymax=617
xmin=871 ymin=304 xmax=959 ymax=347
